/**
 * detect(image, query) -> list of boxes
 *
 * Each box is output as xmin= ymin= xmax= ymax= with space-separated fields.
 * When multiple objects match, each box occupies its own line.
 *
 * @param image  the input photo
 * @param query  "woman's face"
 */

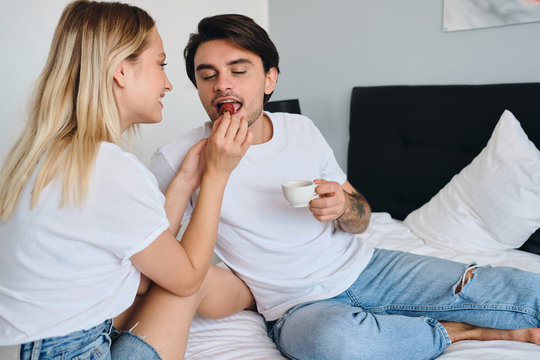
xmin=115 ymin=28 xmax=173 ymax=131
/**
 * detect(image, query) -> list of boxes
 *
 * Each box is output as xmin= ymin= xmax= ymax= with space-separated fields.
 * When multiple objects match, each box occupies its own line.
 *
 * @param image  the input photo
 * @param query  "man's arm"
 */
xmin=310 ymin=179 xmax=371 ymax=234
xmin=336 ymin=181 xmax=371 ymax=234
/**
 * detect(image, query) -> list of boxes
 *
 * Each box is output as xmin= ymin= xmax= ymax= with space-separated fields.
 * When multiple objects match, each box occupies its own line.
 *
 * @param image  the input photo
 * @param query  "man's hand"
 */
xmin=309 ymin=179 xmax=371 ymax=234
xmin=309 ymin=179 xmax=348 ymax=222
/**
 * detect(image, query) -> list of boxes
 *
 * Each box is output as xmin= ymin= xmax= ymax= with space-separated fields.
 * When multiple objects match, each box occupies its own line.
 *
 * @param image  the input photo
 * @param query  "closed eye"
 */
xmin=201 ymin=74 xmax=216 ymax=80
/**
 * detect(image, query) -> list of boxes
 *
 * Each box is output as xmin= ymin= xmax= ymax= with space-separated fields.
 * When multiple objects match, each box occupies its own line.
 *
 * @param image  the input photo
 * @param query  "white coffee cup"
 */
xmin=281 ymin=180 xmax=318 ymax=207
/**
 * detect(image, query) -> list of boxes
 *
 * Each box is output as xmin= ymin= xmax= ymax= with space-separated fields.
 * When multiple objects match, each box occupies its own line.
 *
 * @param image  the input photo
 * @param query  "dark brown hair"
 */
xmin=184 ymin=14 xmax=280 ymax=104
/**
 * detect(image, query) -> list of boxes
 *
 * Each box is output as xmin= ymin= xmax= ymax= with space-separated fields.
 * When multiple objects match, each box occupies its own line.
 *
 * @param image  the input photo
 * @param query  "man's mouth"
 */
xmin=217 ymin=100 xmax=242 ymax=115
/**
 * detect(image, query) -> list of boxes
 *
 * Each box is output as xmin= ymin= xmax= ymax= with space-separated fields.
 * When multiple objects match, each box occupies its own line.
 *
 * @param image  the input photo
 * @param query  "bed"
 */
xmin=185 ymin=83 xmax=540 ymax=359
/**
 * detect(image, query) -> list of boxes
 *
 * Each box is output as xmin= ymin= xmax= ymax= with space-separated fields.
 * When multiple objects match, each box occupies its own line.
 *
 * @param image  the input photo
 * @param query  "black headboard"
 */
xmin=264 ymin=99 xmax=302 ymax=114
xmin=347 ymin=83 xmax=540 ymax=254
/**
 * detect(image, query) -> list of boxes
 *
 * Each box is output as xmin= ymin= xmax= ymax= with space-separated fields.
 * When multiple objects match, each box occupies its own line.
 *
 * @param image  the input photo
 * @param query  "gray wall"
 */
xmin=3 ymin=0 xmax=539 ymax=171
xmin=268 ymin=0 xmax=540 ymax=170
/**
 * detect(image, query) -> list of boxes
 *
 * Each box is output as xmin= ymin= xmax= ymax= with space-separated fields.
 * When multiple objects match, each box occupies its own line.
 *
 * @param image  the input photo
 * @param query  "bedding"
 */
xmin=184 ymin=84 xmax=540 ymax=359
xmin=347 ymin=83 xmax=540 ymax=254
xmin=404 ymin=110 xmax=540 ymax=251
xmin=186 ymin=213 xmax=540 ymax=359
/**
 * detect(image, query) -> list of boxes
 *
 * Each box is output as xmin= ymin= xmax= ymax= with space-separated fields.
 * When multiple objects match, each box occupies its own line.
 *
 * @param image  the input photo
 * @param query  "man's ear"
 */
xmin=113 ymin=60 xmax=128 ymax=88
xmin=264 ymin=67 xmax=278 ymax=95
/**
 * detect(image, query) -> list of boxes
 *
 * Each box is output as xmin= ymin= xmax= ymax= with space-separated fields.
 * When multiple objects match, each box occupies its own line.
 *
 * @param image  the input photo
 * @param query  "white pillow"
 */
xmin=404 ymin=110 xmax=540 ymax=251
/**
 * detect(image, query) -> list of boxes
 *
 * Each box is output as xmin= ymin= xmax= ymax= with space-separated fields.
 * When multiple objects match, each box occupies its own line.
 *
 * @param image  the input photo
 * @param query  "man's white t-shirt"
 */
xmin=0 ymin=142 xmax=169 ymax=345
xmin=150 ymin=112 xmax=374 ymax=321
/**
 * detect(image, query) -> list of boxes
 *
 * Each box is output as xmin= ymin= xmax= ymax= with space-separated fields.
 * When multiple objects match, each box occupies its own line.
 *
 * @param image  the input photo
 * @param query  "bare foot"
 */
xmin=441 ymin=321 xmax=540 ymax=345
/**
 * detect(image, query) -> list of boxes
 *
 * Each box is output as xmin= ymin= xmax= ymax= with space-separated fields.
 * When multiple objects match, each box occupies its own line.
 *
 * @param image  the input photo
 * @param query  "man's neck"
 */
xmin=249 ymin=113 xmax=273 ymax=145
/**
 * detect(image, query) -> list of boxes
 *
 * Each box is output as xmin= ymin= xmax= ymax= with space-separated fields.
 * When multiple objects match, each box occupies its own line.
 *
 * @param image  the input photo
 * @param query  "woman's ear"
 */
xmin=264 ymin=67 xmax=278 ymax=95
xmin=113 ymin=60 xmax=128 ymax=88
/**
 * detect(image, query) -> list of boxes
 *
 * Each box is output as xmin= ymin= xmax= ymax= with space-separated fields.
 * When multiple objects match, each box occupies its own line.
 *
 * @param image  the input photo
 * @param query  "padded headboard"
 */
xmin=347 ymin=83 xmax=540 ymax=254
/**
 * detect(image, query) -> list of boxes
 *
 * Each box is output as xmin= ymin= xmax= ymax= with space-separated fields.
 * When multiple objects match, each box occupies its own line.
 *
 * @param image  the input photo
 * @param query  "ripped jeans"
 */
xmin=268 ymin=248 xmax=540 ymax=360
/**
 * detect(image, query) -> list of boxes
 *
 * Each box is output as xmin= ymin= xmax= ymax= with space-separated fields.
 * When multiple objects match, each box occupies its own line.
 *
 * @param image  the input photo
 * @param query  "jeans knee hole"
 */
xmin=454 ymin=266 xmax=478 ymax=294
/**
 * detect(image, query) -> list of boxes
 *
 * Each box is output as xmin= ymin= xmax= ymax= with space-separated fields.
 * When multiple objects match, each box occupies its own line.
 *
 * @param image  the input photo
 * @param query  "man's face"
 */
xmin=193 ymin=39 xmax=276 ymax=126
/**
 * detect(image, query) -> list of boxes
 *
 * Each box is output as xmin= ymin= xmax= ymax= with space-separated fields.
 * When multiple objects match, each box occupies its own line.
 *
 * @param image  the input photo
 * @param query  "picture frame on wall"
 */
xmin=443 ymin=0 xmax=540 ymax=32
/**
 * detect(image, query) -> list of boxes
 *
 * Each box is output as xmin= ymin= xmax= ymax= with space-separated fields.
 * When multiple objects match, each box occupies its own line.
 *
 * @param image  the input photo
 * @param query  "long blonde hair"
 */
xmin=0 ymin=0 xmax=155 ymax=221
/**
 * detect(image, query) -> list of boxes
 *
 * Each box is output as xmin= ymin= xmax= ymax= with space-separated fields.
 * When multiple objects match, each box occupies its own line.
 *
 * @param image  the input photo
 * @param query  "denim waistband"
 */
xmin=20 ymin=319 xmax=112 ymax=358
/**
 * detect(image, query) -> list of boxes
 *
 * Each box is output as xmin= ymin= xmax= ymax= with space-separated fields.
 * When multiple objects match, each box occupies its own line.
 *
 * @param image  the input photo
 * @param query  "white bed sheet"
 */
xmin=186 ymin=213 xmax=540 ymax=359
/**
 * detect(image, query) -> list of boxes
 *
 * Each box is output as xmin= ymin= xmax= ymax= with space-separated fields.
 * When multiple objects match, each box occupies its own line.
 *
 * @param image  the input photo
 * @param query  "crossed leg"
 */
xmin=445 ymin=266 xmax=540 ymax=345
xmin=113 ymin=264 xmax=254 ymax=360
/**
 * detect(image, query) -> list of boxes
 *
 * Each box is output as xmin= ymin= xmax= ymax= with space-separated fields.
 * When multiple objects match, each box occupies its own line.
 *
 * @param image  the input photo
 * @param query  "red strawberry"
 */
xmin=220 ymin=102 xmax=236 ymax=115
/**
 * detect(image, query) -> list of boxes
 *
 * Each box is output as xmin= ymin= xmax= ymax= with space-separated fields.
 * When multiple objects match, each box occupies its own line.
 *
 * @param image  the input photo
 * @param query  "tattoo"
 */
xmin=337 ymin=189 xmax=370 ymax=233
xmin=346 ymin=190 xmax=366 ymax=218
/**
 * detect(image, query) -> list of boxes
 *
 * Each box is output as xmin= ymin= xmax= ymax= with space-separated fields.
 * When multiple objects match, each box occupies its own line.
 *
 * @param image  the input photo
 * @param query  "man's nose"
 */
xmin=214 ymin=74 xmax=233 ymax=93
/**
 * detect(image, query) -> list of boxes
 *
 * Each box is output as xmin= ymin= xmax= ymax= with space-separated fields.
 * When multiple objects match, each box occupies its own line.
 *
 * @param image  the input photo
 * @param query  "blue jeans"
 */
xmin=268 ymin=248 xmax=540 ymax=360
xmin=19 ymin=320 xmax=161 ymax=360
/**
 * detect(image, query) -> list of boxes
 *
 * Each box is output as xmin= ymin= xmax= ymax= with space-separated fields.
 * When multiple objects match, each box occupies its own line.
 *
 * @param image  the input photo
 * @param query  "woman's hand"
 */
xmin=204 ymin=112 xmax=252 ymax=177
xmin=176 ymin=138 xmax=208 ymax=192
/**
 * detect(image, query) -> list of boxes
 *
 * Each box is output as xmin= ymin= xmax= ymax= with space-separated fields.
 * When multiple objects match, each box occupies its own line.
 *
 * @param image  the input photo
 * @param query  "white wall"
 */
xmin=268 ymin=0 xmax=540 ymax=169
xmin=0 ymin=0 xmax=268 ymax=167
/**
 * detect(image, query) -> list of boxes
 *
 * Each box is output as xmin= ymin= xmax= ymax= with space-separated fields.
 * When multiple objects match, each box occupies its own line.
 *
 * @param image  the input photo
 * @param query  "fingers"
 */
xmin=187 ymin=138 xmax=208 ymax=155
xmin=204 ymin=112 xmax=251 ymax=175
xmin=313 ymin=179 xmax=342 ymax=200
xmin=310 ymin=200 xmax=345 ymax=222
xmin=224 ymin=113 xmax=241 ymax=141
xmin=211 ymin=114 xmax=227 ymax=139
xmin=212 ymin=112 xmax=250 ymax=145
xmin=242 ymin=130 xmax=253 ymax=153
xmin=310 ymin=180 xmax=348 ymax=222
xmin=235 ymin=113 xmax=249 ymax=144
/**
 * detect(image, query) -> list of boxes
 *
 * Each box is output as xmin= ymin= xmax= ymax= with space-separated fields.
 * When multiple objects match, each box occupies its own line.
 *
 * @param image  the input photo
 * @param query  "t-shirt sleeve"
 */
xmin=89 ymin=148 xmax=170 ymax=263
xmin=148 ymin=150 xmax=176 ymax=194
xmin=308 ymin=120 xmax=347 ymax=184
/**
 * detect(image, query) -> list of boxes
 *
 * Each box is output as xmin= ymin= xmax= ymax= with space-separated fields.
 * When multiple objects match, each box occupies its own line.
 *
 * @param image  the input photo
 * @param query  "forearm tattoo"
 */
xmin=337 ymin=189 xmax=370 ymax=233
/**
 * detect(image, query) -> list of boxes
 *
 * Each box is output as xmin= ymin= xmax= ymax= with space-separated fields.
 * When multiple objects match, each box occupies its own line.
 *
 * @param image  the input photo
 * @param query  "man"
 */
xmin=149 ymin=14 xmax=540 ymax=360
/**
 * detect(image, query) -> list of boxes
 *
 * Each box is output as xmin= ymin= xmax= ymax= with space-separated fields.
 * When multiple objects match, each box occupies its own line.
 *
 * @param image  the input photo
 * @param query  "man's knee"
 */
xmin=277 ymin=303 xmax=384 ymax=359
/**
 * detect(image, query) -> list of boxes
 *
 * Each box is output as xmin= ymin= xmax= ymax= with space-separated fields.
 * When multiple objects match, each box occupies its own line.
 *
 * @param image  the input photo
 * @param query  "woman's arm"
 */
xmin=131 ymin=113 xmax=251 ymax=297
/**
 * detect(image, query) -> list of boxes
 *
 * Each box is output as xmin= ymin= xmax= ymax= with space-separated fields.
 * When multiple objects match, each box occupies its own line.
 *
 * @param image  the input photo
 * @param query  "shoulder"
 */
xmin=95 ymin=142 xmax=158 ymax=189
xmin=97 ymin=142 xmax=147 ymax=173
xmin=266 ymin=111 xmax=314 ymax=128
xmin=267 ymin=111 xmax=325 ymax=141
xmin=154 ymin=123 xmax=211 ymax=170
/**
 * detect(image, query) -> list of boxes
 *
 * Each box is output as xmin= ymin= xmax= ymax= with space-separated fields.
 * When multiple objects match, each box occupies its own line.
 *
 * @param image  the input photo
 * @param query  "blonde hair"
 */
xmin=0 ymin=0 xmax=155 ymax=220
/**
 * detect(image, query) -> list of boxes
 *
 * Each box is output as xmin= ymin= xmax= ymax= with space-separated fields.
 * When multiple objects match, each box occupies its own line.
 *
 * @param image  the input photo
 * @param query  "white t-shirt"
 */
xmin=0 ymin=142 xmax=169 ymax=345
xmin=150 ymin=112 xmax=373 ymax=321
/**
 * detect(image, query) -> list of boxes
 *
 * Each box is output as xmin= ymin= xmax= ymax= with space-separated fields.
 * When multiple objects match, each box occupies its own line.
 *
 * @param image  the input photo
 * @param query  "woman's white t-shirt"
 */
xmin=0 ymin=142 xmax=169 ymax=345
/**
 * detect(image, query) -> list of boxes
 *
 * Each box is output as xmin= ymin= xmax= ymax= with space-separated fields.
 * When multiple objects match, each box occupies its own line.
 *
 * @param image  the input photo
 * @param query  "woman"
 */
xmin=0 ymin=1 xmax=253 ymax=359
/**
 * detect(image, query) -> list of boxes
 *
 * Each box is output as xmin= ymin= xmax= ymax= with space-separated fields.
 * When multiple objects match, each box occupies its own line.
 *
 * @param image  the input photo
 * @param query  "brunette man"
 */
xmin=150 ymin=14 xmax=540 ymax=360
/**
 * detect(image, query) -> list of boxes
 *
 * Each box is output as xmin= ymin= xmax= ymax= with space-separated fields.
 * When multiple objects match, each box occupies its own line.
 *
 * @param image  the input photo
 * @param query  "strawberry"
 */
xmin=220 ymin=102 xmax=236 ymax=115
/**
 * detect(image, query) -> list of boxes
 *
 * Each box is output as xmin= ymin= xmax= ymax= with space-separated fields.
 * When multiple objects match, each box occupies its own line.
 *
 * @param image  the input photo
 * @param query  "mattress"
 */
xmin=185 ymin=212 xmax=540 ymax=359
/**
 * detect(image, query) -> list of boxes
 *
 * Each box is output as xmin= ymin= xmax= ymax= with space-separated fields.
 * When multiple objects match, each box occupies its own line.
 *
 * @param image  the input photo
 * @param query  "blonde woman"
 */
xmin=0 ymin=1 xmax=253 ymax=359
